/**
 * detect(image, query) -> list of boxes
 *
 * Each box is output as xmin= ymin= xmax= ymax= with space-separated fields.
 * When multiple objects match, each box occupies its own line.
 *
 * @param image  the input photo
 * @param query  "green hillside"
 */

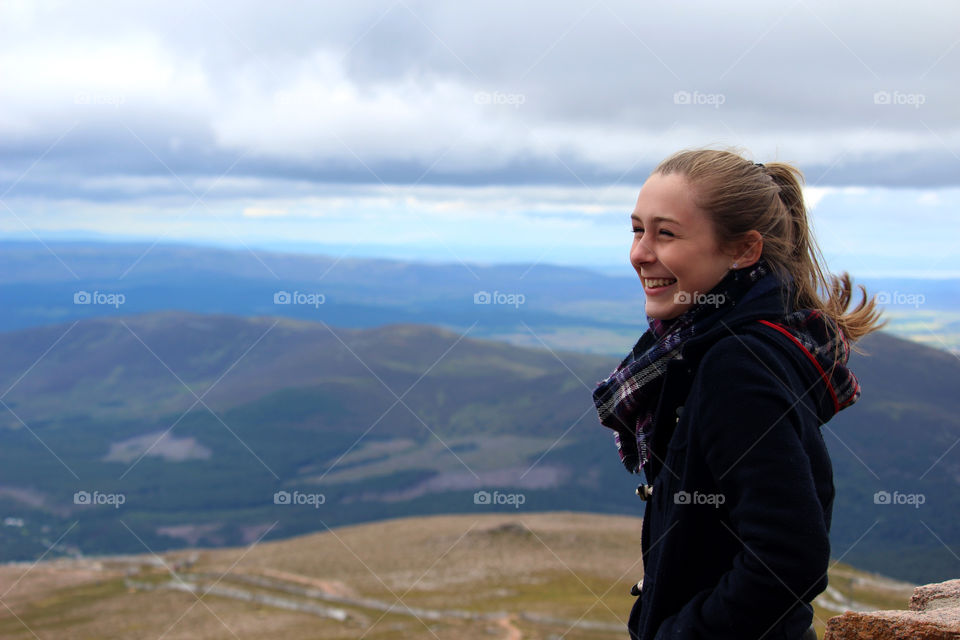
xmin=0 ymin=312 xmax=957 ymax=585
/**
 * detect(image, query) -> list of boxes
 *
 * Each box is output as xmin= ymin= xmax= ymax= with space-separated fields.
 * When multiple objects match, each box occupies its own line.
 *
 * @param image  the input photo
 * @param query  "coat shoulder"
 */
xmin=696 ymin=329 xmax=800 ymax=385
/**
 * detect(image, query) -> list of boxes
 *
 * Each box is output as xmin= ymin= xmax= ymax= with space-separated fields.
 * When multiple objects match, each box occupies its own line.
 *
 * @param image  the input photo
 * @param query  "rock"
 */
xmin=825 ymin=578 xmax=960 ymax=639
xmin=912 ymin=579 xmax=960 ymax=612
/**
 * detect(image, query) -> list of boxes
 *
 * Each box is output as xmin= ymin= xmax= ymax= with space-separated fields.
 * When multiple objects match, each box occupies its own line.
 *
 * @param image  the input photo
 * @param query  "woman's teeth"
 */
xmin=644 ymin=278 xmax=677 ymax=289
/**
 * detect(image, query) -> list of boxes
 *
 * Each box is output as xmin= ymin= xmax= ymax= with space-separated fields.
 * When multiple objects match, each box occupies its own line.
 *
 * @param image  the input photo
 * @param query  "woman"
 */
xmin=592 ymin=149 xmax=884 ymax=640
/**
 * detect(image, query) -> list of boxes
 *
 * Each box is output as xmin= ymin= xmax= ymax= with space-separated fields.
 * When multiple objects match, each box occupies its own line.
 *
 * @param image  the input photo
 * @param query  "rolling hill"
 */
xmin=0 ymin=312 xmax=958 ymax=584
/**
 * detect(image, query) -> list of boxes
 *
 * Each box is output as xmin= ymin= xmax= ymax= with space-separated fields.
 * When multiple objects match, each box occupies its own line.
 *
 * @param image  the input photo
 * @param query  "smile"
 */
xmin=643 ymin=278 xmax=678 ymax=289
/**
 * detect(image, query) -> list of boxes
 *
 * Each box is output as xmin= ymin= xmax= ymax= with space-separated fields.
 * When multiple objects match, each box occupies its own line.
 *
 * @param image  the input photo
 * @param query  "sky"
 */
xmin=1 ymin=0 xmax=958 ymax=276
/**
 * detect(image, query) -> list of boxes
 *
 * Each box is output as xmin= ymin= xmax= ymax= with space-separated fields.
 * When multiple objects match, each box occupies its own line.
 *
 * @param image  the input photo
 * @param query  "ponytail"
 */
xmin=655 ymin=149 xmax=886 ymax=352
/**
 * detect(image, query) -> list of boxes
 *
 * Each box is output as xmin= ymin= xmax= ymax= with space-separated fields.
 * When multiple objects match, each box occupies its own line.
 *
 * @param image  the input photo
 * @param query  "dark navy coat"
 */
xmin=629 ymin=281 xmax=839 ymax=640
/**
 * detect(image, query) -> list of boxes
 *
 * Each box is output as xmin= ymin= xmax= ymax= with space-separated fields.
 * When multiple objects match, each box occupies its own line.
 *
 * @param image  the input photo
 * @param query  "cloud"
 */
xmin=241 ymin=207 xmax=289 ymax=218
xmin=0 ymin=0 xmax=958 ymax=215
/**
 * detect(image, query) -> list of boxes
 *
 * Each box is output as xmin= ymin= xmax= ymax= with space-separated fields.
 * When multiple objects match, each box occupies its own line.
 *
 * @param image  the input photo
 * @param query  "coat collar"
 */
xmin=673 ymin=272 xmax=791 ymax=363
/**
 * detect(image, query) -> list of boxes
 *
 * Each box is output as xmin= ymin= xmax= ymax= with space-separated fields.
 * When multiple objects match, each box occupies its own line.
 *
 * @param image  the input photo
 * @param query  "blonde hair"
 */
xmin=655 ymin=149 xmax=886 ymax=351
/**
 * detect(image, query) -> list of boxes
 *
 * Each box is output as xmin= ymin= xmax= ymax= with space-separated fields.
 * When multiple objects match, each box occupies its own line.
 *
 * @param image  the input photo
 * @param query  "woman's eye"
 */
xmin=632 ymin=225 xmax=675 ymax=237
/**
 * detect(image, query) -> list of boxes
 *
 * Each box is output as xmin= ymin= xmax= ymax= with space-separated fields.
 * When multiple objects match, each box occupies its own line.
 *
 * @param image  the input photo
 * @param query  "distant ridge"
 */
xmin=3 ymin=239 xmax=958 ymax=354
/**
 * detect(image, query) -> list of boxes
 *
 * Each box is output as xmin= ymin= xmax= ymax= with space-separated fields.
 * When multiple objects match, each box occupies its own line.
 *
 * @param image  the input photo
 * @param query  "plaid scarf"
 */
xmin=592 ymin=259 xmax=860 ymax=474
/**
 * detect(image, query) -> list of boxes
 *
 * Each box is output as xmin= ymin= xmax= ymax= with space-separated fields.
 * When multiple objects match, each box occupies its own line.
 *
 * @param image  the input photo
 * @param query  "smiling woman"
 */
xmin=629 ymin=171 xmax=761 ymax=320
xmin=593 ymin=149 xmax=886 ymax=640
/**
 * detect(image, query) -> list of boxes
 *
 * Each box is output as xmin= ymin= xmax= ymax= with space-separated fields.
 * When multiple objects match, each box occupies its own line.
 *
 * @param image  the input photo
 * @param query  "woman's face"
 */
xmin=629 ymin=172 xmax=736 ymax=320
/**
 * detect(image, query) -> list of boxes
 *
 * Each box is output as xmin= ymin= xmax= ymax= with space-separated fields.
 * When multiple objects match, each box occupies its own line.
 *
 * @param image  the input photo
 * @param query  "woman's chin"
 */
xmin=645 ymin=302 xmax=688 ymax=321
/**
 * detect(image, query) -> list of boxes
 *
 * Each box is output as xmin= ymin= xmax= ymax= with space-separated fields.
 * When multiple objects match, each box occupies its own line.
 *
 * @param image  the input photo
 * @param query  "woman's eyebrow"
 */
xmin=631 ymin=213 xmax=680 ymax=224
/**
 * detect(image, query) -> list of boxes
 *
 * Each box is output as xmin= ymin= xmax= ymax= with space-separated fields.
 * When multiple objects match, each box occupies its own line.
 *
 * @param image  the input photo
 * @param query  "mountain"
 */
xmin=3 ymin=240 xmax=959 ymax=354
xmin=0 ymin=312 xmax=958 ymax=584
xmin=0 ymin=239 xmax=648 ymax=357
xmin=0 ymin=312 xmax=627 ymax=563
xmin=824 ymin=330 xmax=960 ymax=581
xmin=0 ymin=512 xmax=919 ymax=640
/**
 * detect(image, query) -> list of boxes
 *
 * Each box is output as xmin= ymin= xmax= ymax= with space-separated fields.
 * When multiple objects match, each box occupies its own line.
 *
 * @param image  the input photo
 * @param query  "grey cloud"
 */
xmin=0 ymin=0 xmax=957 ymax=202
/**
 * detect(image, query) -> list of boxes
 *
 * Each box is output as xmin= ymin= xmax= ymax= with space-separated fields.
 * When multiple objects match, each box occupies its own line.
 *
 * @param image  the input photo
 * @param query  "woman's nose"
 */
xmin=630 ymin=237 xmax=655 ymax=267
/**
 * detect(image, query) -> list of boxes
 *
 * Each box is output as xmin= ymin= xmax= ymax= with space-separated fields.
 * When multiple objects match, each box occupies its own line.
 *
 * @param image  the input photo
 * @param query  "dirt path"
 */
xmin=495 ymin=614 xmax=523 ymax=640
xmin=259 ymin=567 xmax=357 ymax=597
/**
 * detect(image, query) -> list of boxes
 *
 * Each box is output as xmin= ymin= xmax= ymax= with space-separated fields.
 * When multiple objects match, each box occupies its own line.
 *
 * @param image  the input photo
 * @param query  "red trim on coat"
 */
xmin=756 ymin=319 xmax=841 ymax=415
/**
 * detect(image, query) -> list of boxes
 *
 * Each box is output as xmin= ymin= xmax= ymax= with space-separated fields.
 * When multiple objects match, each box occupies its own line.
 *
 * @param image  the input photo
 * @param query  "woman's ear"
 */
xmin=729 ymin=230 xmax=763 ymax=268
